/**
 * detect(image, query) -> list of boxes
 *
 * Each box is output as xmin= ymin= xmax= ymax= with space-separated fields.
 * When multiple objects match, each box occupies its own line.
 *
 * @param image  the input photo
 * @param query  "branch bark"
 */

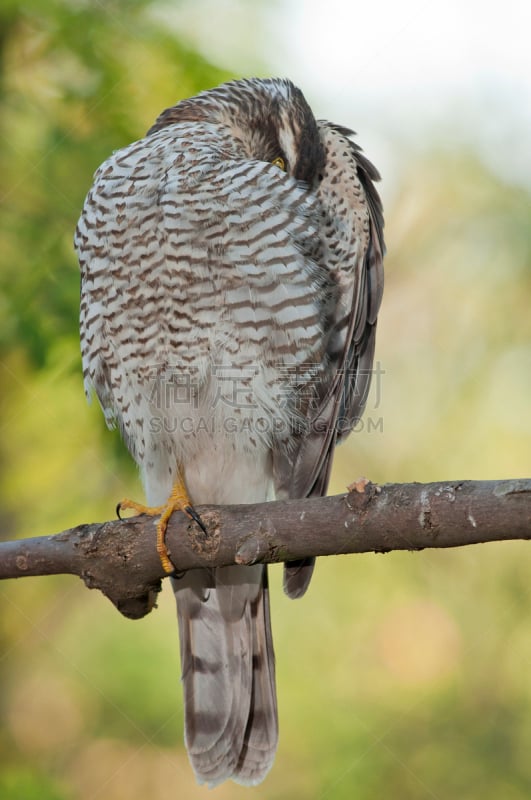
xmin=0 ymin=478 xmax=529 ymax=619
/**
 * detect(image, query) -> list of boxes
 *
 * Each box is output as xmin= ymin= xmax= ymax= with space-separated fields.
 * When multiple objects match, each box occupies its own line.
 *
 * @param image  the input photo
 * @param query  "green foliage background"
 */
xmin=0 ymin=2 xmax=530 ymax=799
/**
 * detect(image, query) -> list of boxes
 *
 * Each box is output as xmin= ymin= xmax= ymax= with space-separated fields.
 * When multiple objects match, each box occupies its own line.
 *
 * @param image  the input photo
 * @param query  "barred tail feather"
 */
xmin=173 ymin=564 xmax=278 ymax=787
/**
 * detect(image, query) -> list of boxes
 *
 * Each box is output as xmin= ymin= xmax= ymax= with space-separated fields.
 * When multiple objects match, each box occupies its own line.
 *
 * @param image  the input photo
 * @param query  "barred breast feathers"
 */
xmin=77 ymin=120 xmax=332 ymax=469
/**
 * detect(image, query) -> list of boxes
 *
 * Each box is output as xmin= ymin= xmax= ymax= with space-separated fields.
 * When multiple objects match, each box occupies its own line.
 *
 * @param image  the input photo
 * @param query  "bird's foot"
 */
xmin=117 ymin=478 xmax=206 ymax=574
xmin=116 ymin=498 xmax=164 ymax=518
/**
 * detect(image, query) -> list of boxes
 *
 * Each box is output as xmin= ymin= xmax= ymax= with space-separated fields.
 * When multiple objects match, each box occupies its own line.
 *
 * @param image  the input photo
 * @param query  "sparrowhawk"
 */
xmin=75 ymin=77 xmax=384 ymax=786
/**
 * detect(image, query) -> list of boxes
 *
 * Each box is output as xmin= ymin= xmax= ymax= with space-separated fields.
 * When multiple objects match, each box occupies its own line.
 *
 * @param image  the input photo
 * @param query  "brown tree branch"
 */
xmin=0 ymin=479 xmax=529 ymax=619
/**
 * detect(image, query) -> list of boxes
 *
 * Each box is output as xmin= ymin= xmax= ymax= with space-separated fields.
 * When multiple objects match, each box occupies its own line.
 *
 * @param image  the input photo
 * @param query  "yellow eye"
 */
xmin=272 ymin=156 xmax=285 ymax=171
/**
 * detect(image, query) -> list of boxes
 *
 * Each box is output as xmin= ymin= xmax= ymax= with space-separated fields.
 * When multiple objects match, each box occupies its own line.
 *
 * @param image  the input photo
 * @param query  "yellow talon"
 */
xmin=117 ymin=498 xmax=164 ymax=516
xmin=118 ymin=473 xmax=205 ymax=575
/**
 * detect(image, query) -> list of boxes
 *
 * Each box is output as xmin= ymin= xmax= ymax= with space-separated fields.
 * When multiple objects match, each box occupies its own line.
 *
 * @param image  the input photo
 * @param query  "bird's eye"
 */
xmin=271 ymin=156 xmax=286 ymax=171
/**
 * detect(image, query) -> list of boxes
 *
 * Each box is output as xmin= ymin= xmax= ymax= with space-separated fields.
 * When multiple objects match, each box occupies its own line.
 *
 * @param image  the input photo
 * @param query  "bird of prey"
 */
xmin=75 ymin=77 xmax=384 ymax=786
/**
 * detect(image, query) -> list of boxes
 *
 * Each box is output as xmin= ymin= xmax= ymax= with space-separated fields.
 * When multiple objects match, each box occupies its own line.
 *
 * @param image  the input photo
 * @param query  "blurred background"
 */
xmin=0 ymin=1 xmax=530 ymax=798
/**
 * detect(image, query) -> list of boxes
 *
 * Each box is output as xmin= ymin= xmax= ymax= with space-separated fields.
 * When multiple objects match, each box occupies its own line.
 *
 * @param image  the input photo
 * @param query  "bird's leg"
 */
xmin=117 ymin=471 xmax=206 ymax=574
xmin=155 ymin=476 xmax=207 ymax=573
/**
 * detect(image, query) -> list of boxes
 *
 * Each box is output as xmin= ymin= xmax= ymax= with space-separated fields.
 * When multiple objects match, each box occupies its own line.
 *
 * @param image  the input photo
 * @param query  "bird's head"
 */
xmin=148 ymin=77 xmax=325 ymax=185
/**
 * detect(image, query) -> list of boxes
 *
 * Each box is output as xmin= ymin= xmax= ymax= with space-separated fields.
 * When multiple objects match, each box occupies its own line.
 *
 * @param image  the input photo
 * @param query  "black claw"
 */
xmin=184 ymin=505 xmax=208 ymax=535
xmin=171 ymin=568 xmax=186 ymax=580
xmin=116 ymin=502 xmax=123 ymax=520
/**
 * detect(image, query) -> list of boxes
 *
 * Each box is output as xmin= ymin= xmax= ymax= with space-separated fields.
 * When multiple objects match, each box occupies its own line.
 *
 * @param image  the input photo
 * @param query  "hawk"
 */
xmin=75 ymin=77 xmax=384 ymax=786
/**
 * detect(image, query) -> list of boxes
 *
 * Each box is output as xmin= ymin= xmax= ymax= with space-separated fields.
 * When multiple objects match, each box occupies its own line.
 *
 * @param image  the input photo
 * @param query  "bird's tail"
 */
xmin=173 ymin=564 xmax=278 ymax=786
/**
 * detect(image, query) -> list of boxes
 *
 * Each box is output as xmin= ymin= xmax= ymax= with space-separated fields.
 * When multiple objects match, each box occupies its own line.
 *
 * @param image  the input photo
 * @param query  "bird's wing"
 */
xmin=279 ymin=122 xmax=384 ymax=597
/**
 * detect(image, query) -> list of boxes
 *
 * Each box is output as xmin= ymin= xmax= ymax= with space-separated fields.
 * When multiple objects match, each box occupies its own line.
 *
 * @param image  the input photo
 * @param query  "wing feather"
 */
xmin=281 ymin=122 xmax=384 ymax=597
